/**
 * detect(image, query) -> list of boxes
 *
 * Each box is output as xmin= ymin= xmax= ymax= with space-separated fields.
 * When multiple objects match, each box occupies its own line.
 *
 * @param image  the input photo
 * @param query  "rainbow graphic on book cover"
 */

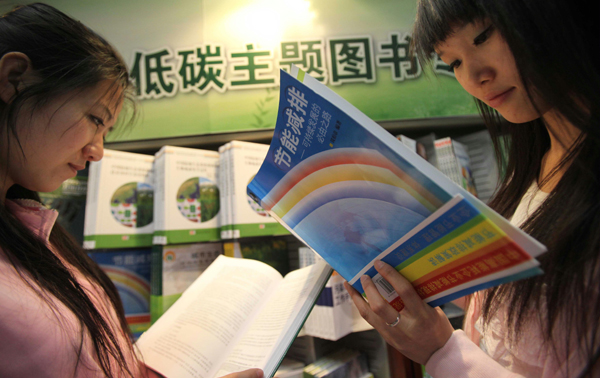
xmin=248 ymin=68 xmax=546 ymax=310
xmin=88 ymin=248 xmax=152 ymax=339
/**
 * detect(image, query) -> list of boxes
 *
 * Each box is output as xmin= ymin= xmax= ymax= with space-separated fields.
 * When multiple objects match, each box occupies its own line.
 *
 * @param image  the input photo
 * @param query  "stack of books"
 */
xmin=83 ymin=149 xmax=156 ymax=337
xmin=150 ymin=145 xmax=223 ymax=322
xmin=218 ymin=140 xmax=289 ymax=239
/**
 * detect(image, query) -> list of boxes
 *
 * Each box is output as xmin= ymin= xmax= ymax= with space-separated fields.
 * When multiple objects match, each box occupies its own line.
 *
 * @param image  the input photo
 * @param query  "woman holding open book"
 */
xmin=0 ymin=4 xmax=262 ymax=378
xmin=346 ymin=0 xmax=600 ymax=377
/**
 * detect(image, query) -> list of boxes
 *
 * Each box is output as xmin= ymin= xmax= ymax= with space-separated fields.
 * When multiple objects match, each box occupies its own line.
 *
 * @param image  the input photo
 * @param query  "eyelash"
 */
xmin=447 ymin=24 xmax=494 ymax=72
xmin=89 ymin=115 xmax=105 ymax=127
xmin=448 ymin=60 xmax=461 ymax=71
xmin=474 ymin=25 xmax=494 ymax=46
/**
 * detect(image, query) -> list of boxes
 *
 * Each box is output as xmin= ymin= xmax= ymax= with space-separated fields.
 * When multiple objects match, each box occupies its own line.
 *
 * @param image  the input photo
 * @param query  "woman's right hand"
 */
xmin=219 ymin=369 xmax=264 ymax=378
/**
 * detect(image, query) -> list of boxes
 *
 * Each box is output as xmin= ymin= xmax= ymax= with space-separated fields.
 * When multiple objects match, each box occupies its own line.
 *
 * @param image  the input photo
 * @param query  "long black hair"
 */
xmin=0 ymin=3 xmax=138 ymax=377
xmin=412 ymin=0 xmax=600 ymax=376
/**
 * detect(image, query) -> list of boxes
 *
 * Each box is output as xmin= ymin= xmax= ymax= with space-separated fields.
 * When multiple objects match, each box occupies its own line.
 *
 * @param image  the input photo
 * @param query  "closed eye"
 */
xmin=448 ymin=60 xmax=461 ymax=71
xmin=89 ymin=114 xmax=105 ymax=127
xmin=474 ymin=25 xmax=494 ymax=46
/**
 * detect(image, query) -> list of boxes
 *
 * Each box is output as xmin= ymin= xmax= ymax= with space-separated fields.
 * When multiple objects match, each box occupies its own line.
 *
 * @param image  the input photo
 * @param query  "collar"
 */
xmin=5 ymin=199 xmax=59 ymax=242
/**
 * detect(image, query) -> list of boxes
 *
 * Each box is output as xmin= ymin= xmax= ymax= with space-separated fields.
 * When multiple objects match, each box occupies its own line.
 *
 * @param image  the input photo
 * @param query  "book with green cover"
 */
xmin=83 ymin=149 xmax=154 ymax=249
xmin=39 ymin=175 xmax=88 ymax=245
xmin=153 ymin=145 xmax=221 ymax=245
xmin=221 ymin=140 xmax=290 ymax=239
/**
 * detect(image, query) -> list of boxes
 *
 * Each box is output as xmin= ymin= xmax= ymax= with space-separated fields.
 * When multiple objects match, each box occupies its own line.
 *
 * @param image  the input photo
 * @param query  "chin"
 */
xmin=499 ymin=111 xmax=541 ymax=124
xmin=31 ymin=182 xmax=63 ymax=195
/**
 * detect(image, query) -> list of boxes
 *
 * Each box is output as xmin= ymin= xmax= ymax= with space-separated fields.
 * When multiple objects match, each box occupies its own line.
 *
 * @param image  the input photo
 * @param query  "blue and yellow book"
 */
xmin=248 ymin=66 xmax=546 ymax=311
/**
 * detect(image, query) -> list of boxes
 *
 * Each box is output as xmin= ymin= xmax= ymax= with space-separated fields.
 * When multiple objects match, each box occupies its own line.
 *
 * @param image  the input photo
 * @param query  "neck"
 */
xmin=538 ymin=110 xmax=582 ymax=192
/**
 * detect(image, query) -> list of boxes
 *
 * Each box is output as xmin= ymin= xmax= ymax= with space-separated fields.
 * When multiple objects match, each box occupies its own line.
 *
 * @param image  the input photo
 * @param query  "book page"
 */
xmin=214 ymin=260 xmax=331 ymax=377
xmin=136 ymin=255 xmax=283 ymax=378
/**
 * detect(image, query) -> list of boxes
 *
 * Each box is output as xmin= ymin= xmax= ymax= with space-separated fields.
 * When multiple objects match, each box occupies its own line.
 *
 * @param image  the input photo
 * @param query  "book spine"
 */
xmin=434 ymin=138 xmax=453 ymax=183
xmin=230 ymin=143 xmax=239 ymax=239
xmin=226 ymin=143 xmax=234 ymax=239
xmin=83 ymin=160 xmax=101 ymax=249
xmin=153 ymin=149 xmax=166 ymax=244
xmin=149 ymin=244 xmax=163 ymax=324
xmin=221 ymin=143 xmax=232 ymax=239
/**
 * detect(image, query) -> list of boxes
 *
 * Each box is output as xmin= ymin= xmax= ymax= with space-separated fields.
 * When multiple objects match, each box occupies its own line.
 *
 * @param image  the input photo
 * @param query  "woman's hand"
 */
xmin=219 ymin=369 xmax=264 ymax=378
xmin=344 ymin=260 xmax=454 ymax=365
xmin=143 ymin=365 xmax=263 ymax=378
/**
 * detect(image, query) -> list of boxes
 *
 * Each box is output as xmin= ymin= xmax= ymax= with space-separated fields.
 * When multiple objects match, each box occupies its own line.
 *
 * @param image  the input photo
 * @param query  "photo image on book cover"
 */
xmin=110 ymin=182 xmax=154 ymax=228
xmin=176 ymin=177 xmax=220 ymax=223
xmin=248 ymin=66 xmax=547 ymax=311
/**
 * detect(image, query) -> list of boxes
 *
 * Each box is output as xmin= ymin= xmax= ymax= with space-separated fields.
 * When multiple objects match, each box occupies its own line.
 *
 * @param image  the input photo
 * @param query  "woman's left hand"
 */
xmin=344 ymin=260 xmax=454 ymax=365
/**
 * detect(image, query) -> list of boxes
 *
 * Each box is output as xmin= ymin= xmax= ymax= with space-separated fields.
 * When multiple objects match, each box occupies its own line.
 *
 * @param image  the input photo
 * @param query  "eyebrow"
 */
xmin=98 ymin=103 xmax=114 ymax=122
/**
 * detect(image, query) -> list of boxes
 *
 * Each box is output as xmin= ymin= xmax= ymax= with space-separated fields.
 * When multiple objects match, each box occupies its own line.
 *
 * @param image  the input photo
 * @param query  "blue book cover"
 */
xmin=248 ymin=67 xmax=547 ymax=309
xmin=88 ymin=248 xmax=152 ymax=339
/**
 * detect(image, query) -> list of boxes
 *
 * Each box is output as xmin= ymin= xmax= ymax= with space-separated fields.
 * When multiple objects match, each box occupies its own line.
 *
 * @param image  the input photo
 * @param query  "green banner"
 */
xmin=1 ymin=0 xmax=477 ymax=142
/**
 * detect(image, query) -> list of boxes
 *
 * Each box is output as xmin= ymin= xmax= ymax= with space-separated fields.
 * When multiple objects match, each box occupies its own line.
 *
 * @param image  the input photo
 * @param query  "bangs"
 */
xmin=412 ymin=0 xmax=485 ymax=64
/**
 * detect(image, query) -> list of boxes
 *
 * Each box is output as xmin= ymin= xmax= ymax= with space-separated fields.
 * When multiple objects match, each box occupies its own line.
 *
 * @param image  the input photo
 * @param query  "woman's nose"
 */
xmin=466 ymin=59 xmax=495 ymax=87
xmin=83 ymin=134 xmax=104 ymax=162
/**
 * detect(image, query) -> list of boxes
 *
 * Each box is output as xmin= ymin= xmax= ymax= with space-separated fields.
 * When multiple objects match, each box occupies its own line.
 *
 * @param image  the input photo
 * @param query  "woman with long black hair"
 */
xmin=346 ymin=0 xmax=600 ymax=376
xmin=0 ymin=4 xmax=262 ymax=378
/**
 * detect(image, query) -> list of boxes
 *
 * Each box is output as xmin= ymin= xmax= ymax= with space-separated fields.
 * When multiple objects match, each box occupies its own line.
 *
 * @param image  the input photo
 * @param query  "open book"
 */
xmin=247 ymin=66 xmax=547 ymax=311
xmin=136 ymin=255 xmax=332 ymax=378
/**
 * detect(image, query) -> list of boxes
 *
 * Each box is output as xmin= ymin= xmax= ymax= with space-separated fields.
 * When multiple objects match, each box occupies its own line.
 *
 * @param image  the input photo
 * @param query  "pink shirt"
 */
xmin=425 ymin=185 xmax=594 ymax=377
xmin=0 ymin=199 xmax=142 ymax=377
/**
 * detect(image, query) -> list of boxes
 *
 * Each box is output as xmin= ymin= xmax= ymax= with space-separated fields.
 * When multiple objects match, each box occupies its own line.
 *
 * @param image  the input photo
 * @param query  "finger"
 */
xmin=344 ymin=281 xmax=383 ymax=326
xmin=360 ymin=275 xmax=402 ymax=325
xmin=374 ymin=260 xmax=424 ymax=310
xmin=219 ymin=368 xmax=264 ymax=378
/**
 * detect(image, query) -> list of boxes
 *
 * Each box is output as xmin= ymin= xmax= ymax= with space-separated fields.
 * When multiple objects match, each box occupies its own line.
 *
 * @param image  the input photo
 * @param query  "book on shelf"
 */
xmin=83 ymin=149 xmax=155 ymax=249
xmin=88 ymin=247 xmax=152 ymax=339
xmin=149 ymin=242 xmax=222 ymax=323
xmin=302 ymin=271 xmax=354 ymax=341
xmin=39 ymin=174 xmax=88 ymax=245
xmin=223 ymin=237 xmax=291 ymax=276
xmin=434 ymin=137 xmax=478 ymax=197
xmin=153 ymin=145 xmax=221 ymax=245
xmin=412 ymin=130 xmax=500 ymax=203
xmin=247 ymin=66 xmax=547 ymax=312
xmin=303 ymin=349 xmax=370 ymax=378
xmin=415 ymin=132 xmax=438 ymax=168
xmin=455 ymin=130 xmax=500 ymax=203
xmin=218 ymin=140 xmax=289 ymax=239
xmin=135 ymin=255 xmax=332 ymax=378
xmin=218 ymin=143 xmax=232 ymax=239
xmin=299 ymin=247 xmax=372 ymax=341
xmin=273 ymin=358 xmax=305 ymax=378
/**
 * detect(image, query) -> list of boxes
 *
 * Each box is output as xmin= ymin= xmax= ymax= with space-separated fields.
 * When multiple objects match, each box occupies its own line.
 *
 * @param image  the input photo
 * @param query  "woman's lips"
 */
xmin=68 ymin=163 xmax=85 ymax=173
xmin=485 ymin=87 xmax=515 ymax=108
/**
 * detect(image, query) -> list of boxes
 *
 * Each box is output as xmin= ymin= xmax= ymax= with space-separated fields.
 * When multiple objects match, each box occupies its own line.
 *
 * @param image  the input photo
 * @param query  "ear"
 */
xmin=0 ymin=52 xmax=34 ymax=104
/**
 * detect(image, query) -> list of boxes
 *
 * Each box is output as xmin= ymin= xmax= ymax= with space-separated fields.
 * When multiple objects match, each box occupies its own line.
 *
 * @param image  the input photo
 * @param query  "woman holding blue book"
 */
xmin=346 ymin=0 xmax=600 ymax=376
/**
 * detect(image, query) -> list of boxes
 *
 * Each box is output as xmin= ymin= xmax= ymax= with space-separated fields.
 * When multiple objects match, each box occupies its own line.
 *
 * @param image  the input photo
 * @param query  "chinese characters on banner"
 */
xmin=130 ymin=33 xmax=453 ymax=100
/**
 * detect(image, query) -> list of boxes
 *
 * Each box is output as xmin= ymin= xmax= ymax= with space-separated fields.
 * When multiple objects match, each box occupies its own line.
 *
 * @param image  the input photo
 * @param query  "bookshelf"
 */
xmin=95 ymin=114 xmax=487 ymax=378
